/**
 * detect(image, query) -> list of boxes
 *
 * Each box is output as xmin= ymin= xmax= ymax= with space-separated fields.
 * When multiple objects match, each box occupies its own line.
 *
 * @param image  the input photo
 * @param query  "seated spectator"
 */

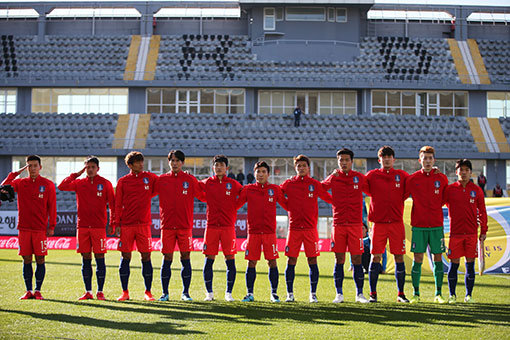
xmin=493 ymin=183 xmax=504 ymax=197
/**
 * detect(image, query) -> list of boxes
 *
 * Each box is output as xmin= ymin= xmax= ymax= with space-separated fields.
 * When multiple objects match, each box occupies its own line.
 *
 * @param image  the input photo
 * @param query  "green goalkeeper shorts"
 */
xmin=411 ymin=226 xmax=445 ymax=254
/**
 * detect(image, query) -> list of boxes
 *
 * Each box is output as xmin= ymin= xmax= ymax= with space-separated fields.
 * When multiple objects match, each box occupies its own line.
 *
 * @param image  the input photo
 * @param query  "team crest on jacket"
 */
xmin=434 ymin=181 xmax=441 ymax=188
xmin=268 ymin=189 xmax=274 ymax=196
xmin=395 ymin=175 xmax=401 ymax=188
xmin=97 ymin=184 xmax=104 ymax=191
xmin=39 ymin=186 xmax=45 ymax=193
xmin=309 ymin=185 xmax=315 ymax=192
xmin=143 ymin=177 xmax=149 ymax=184
xmin=183 ymin=181 xmax=189 ymax=189
xmin=226 ymin=183 xmax=232 ymax=190
xmin=470 ymin=190 xmax=476 ymax=197
xmin=353 ymin=176 xmax=359 ymax=184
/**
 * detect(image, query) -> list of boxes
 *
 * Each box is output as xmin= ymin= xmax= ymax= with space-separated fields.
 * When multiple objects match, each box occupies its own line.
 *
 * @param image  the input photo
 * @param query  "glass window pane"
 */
xmin=201 ymin=89 xmax=214 ymax=105
xmin=388 ymin=91 xmax=400 ymax=107
xmin=332 ymin=92 xmax=343 ymax=107
xmin=319 ymin=92 xmax=331 ymax=107
xmin=372 ymin=91 xmax=385 ymax=107
xmin=147 ymin=105 xmax=160 ymax=114
xmin=345 ymin=92 xmax=356 ymax=108
xmin=336 ymin=8 xmax=347 ymax=22
xmin=215 ymin=90 xmax=228 ymax=106
xmin=440 ymin=92 xmax=453 ymax=108
xmin=286 ymin=7 xmax=325 ymax=21
xmin=162 ymin=89 xmax=176 ymax=105
xmin=402 ymin=91 xmax=415 ymax=107
xmin=454 ymin=92 xmax=467 ymax=108
xmin=272 ymin=92 xmax=283 ymax=107
xmin=440 ymin=108 xmax=453 ymax=116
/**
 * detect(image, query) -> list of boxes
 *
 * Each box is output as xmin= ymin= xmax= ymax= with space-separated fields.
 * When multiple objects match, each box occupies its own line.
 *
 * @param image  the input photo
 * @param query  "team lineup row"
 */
xmin=1 ymin=145 xmax=487 ymax=304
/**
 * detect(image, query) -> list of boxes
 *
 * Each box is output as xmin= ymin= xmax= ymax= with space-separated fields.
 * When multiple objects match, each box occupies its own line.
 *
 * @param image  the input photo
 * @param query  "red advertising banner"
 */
xmin=0 ymin=236 xmax=331 ymax=252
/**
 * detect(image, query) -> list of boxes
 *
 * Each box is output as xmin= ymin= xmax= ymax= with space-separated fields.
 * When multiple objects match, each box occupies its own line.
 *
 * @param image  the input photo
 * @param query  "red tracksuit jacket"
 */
xmin=58 ymin=173 xmax=115 ymax=229
xmin=155 ymin=171 xmax=205 ymax=230
xmin=444 ymin=181 xmax=488 ymax=236
xmin=2 ymin=173 xmax=57 ymax=232
xmin=280 ymin=175 xmax=332 ymax=230
xmin=322 ymin=169 xmax=367 ymax=226
xmin=365 ymin=168 xmax=408 ymax=223
xmin=405 ymin=169 xmax=448 ymax=228
xmin=115 ymin=171 xmax=158 ymax=227
xmin=236 ymin=182 xmax=288 ymax=234
xmin=200 ymin=175 xmax=242 ymax=229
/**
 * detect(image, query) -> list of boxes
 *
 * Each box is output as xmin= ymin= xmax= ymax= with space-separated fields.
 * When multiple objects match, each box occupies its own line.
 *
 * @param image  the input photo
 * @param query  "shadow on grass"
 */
xmin=0 ymin=307 xmax=205 ymax=335
xmin=39 ymin=298 xmax=510 ymax=329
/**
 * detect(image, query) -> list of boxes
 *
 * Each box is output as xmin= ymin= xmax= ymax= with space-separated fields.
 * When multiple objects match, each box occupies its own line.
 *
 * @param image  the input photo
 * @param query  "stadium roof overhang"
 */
xmin=239 ymin=0 xmax=374 ymax=4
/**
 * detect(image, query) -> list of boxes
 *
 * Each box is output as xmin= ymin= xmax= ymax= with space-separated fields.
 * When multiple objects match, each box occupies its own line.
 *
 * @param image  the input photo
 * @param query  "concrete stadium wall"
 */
xmin=154 ymin=19 xmax=248 ymax=36
xmin=45 ymin=20 xmax=140 ymax=36
xmin=371 ymin=22 xmax=453 ymax=39
xmin=468 ymin=25 xmax=510 ymax=41
xmin=0 ymin=21 xmax=38 ymax=35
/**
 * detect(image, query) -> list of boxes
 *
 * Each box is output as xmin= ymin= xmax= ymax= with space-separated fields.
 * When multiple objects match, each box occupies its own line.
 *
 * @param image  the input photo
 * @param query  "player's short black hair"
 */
xmin=26 ymin=155 xmax=41 ymax=165
xmin=85 ymin=156 xmax=99 ymax=167
xmin=168 ymin=149 xmax=185 ymax=162
xmin=125 ymin=151 xmax=144 ymax=165
xmin=455 ymin=159 xmax=472 ymax=171
xmin=213 ymin=154 xmax=228 ymax=167
xmin=336 ymin=148 xmax=354 ymax=161
xmin=293 ymin=154 xmax=310 ymax=166
xmin=378 ymin=145 xmax=395 ymax=158
xmin=254 ymin=161 xmax=270 ymax=173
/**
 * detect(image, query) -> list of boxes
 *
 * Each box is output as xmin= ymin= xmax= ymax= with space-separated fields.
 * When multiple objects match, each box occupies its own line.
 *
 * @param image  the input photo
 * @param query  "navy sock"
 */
xmin=181 ymin=259 xmax=192 ymax=295
xmin=246 ymin=267 xmax=256 ymax=294
xmin=95 ymin=257 xmax=106 ymax=292
xmin=35 ymin=263 xmax=45 ymax=291
xmin=285 ymin=264 xmax=295 ymax=293
xmin=269 ymin=266 xmax=279 ymax=294
xmin=203 ymin=258 xmax=214 ymax=293
xmin=309 ymin=263 xmax=319 ymax=294
xmin=395 ymin=262 xmax=406 ymax=295
xmin=353 ymin=264 xmax=365 ymax=295
xmin=23 ymin=263 xmax=33 ymax=291
xmin=161 ymin=260 xmax=172 ymax=295
xmin=82 ymin=258 xmax=93 ymax=292
xmin=142 ymin=260 xmax=153 ymax=292
xmin=448 ymin=262 xmax=460 ymax=297
xmin=119 ymin=258 xmax=130 ymax=291
xmin=465 ymin=262 xmax=475 ymax=296
xmin=225 ymin=259 xmax=236 ymax=293
xmin=334 ymin=263 xmax=344 ymax=294
xmin=369 ymin=262 xmax=381 ymax=294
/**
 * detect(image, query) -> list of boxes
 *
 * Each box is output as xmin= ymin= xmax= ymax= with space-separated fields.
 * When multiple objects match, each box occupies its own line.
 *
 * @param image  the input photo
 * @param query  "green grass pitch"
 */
xmin=0 ymin=250 xmax=509 ymax=339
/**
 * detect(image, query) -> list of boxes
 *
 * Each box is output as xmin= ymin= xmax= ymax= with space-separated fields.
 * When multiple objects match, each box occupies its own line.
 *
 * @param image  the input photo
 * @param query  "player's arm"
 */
xmin=114 ymin=179 xmax=124 ymax=236
xmin=1 ymin=164 xmax=28 ymax=190
xmin=477 ymin=188 xmax=488 ymax=241
xmin=47 ymin=183 xmax=57 ymax=237
xmin=276 ymin=186 xmax=289 ymax=211
xmin=192 ymin=176 xmax=206 ymax=202
xmin=236 ymin=187 xmax=247 ymax=210
xmin=57 ymin=166 xmax=85 ymax=191
xmin=106 ymin=180 xmax=116 ymax=235
xmin=317 ymin=181 xmax=332 ymax=204
xmin=321 ymin=174 xmax=332 ymax=191
xmin=404 ymin=175 xmax=412 ymax=200
xmin=362 ymin=172 xmax=371 ymax=196
xmin=198 ymin=179 xmax=208 ymax=202
xmin=150 ymin=172 xmax=159 ymax=198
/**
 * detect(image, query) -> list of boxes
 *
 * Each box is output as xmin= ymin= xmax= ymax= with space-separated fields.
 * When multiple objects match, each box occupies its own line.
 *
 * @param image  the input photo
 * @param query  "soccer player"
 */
xmin=58 ymin=156 xmax=116 ymax=300
xmin=200 ymin=155 xmax=242 ymax=301
xmin=115 ymin=151 xmax=158 ymax=301
xmin=405 ymin=146 xmax=448 ymax=304
xmin=322 ymin=148 xmax=369 ymax=303
xmin=1 ymin=155 xmax=56 ymax=300
xmin=444 ymin=159 xmax=487 ymax=303
xmin=236 ymin=161 xmax=288 ymax=303
xmin=280 ymin=155 xmax=332 ymax=303
xmin=155 ymin=150 xmax=205 ymax=301
xmin=365 ymin=146 xmax=409 ymax=303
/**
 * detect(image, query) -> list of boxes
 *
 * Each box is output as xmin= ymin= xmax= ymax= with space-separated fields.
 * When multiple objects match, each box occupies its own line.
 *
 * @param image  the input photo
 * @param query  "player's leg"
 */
xmin=94 ymin=253 xmax=106 ymax=300
xmin=91 ymin=228 xmax=107 ymax=300
xmin=464 ymin=235 xmax=478 ymax=302
xmin=447 ymin=236 xmax=463 ymax=303
xmin=388 ymin=222 xmax=408 ymax=303
xmin=243 ymin=234 xmax=260 ymax=302
xmin=202 ymin=228 xmax=219 ymax=300
xmin=136 ymin=225 xmax=154 ymax=300
xmin=180 ymin=251 xmax=192 ymax=301
xmin=369 ymin=223 xmax=387 ymax=302
xmin=333 ymin=252 xmax=345 ymax=303
xmin=118 ymin=227 xmax=135 ymax=300
xmin=19 ymin=230 xmax=35 ymax=299
xmin=284 ymin=229 xmax=300 ymax=301
xmin=304 ymin=228 xmax=320 ymax=303
xmin=32 ymin=231 xmax=48 ymax=300
xmin=267 ymin=259 xmax=279 ymax=302
xmin=410 ymin=227 xmax=426 ymax=302
xmin=430 ymin=227 xmax=446 ymax=303
xmin=159 ymin=229 xmax=175 ymax=301
xmin=347 ymin=225 xmax=367 ymax=303
xmin=262 ymin=234 xmax=280 ymax=302
xmin=79 ymin=252 xmax=94 ymax=300
xmin=179 ymin=229 xmax=193 ymax=301
xmin=221 ymin=228 xmax=237 ymax=301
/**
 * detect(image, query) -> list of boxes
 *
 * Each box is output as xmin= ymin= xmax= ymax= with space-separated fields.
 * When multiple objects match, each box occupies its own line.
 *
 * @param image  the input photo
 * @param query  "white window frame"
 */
xmin=0 ymin=88 xmax=16 ymax=114
xmin=285 ymin=7 xmax=326 ymax=22
xmin=336 ymin=8 xmax=347 ymax=23
xmin=327 ymin=8 xmax=335 ymax=22
xmin=264 ymin=7 xmax=276 ymax=31
xmin=276 ymin=7 xmax=284 ymax=21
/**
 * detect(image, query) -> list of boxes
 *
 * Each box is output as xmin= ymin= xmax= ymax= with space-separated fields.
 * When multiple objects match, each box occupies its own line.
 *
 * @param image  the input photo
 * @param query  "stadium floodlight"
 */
xmin=154 ymin=7 xmax=240 ymax=18
xmin=368 ymin=10 xmax=453 ymax=21
xmin=468 ymin=12 xmax=510 ymax=23
xmin=0 ymin=8 xmax=38 ymax=18
xmin=47 ymin=7 xmax=141 ymax=18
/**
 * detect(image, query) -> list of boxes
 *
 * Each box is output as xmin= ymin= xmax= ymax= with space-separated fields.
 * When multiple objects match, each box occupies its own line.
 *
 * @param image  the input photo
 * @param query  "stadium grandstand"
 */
xmin=0 ymin=0 xmax=509 ymax=239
